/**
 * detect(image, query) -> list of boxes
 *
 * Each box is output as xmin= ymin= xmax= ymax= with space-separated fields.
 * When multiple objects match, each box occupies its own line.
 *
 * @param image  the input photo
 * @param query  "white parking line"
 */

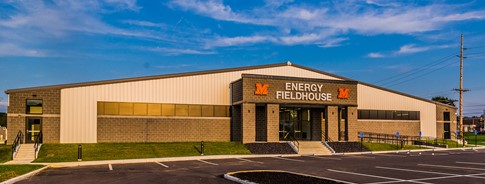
xmin=327 ymin=169 xmax=432 ymax=184
xmin=372 ymin=154 xmax=406 ymax=158
xmin=155 ymin=162 xmax=169 ymax=168
xmin=456 ymin=161 xmax=485 ymax=166
xmin=418 ymin=164 xmax=485 ymax=171
xmin=197 ymin=159 xmax=219 ymax=166
xmin=235 ymin=158 xmax=264 ymax=164
xmin=375 ymin=166 xmax=456 ymax=176
xmin=343 ymin=155 xmax=375 ymax=159
xmin=302 ymin=155 xmax=341 ymax=160
xmin=108 ymin=164 xmax=113 ymax=171
xmin=272 ymin=156 xmax=305 ymax=162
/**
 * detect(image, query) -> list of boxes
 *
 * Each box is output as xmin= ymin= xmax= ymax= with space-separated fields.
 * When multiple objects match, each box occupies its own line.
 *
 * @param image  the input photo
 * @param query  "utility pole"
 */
xmin=453 ymin=34 xmax=470 ymax=145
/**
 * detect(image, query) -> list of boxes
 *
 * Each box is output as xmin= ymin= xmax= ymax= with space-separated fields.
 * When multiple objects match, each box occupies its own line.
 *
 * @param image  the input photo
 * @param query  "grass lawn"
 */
xmin=35 ymin=142 xmax=251 ymax=163
xmin=422 ymin=139 xmax=464 ymax=148
xmin=0 ymin=165 xmax=45 ymax=182
xmin=464 ymin=133 xmax=485 ymax=146
xmin=0 ymin=145 xmax=12 ymax=163
xmin=362 ymin=142 xmax=424 ymax=151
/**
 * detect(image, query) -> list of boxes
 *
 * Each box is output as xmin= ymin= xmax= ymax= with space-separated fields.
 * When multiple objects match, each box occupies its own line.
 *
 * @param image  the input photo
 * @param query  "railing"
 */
xmin=359 ymin=132 xmax=449 ymax=148
xmin=321 ymin=131 xmax=334 ymax=142
xmin=34 ymin=131 xmax=43 ymax=159
xmin=11 ymin=130 xmax=23 ymax=160
xmin=284 ymin=132 xmax=299 ymax=153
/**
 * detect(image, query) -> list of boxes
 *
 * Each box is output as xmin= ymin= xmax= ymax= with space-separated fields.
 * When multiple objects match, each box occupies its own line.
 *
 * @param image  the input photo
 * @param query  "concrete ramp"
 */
xmin=298 ymin=141 xmax=332 ymax=155
xmin=6 ymin=144 xmax=36 ymax=164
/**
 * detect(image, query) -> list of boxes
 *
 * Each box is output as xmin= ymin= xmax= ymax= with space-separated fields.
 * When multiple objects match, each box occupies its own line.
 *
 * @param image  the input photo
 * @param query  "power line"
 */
xmin=373 ymin=54 xmax=457 ymax=85
xmin=385 ymin=60 xmax=456 ymax=88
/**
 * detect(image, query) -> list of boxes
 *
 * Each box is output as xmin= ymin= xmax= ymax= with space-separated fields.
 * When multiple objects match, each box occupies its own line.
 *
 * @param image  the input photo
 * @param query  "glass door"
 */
xmin=26 ymin=118 xmax=41 ymax=143
xmin=279 ymin=108 xmax=312 ymax=140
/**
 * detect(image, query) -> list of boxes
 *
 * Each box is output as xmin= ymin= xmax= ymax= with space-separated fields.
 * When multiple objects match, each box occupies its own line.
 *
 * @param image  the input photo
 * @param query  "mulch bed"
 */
xmin=230 ymin=171 xmax=343 ymax=184
xmin=327 ymin=142 xmax=369 ymax=153
xmin=244 ymin=143 xmax=296 ymax=154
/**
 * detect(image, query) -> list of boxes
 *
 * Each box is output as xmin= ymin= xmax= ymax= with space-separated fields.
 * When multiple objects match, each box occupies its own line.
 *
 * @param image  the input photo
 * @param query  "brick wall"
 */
xmin=7 ymin=89 xmax=61 ymax=144
xmin=311 ymin=109 xmax=323 ymax=141
xmin=356 ymin=120 xmax=420 ymax=136
xmin=266 ymin=104 xmax=279 ymax=142
xmin=436 ymin=104 xmax=457 ymax=139
xmin=255 ymin=106 xmax=267 ymax=141
xmin=242 ymin=103 xmax=256 ymax=143
xmin=347 ymin=106 xmax=358 ymax=141
xmin=97 ymin=117 xmax=230 ymax=142
xmin=327 ymin=106 xmax=339 ymax=141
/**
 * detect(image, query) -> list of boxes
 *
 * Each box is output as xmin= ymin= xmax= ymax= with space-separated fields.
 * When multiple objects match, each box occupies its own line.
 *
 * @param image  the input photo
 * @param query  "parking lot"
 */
xmin=18 ymin=149 xmax=485 ymax=184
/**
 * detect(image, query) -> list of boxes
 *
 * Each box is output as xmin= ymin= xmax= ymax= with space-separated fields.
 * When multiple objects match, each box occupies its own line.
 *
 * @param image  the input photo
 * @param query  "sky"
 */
xmin=0 ymin=0 xmax=485 ymax=116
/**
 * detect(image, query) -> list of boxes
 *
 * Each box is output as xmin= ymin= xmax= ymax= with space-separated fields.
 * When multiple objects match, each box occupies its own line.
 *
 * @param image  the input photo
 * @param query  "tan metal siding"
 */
xmin=357 ymin=84 xmax=437 ymax=137
xmin=60 ymin=66 xmax=340 ymax=143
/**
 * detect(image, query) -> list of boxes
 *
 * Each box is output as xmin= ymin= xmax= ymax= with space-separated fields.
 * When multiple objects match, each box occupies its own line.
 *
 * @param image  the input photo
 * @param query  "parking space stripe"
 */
xmin=272 ymin=156 xmax=305 ymax=162
xmin=197 ymin=159 xmax=219 ymax=166
xmin=372 ymin=154 xmax=406 ymax=158
xmin=418 ymin=164 xmax=485 ymax=171
xmin=108 ymin=164 xmax=113 ymax=171
xmin=343 ymin=155 xmax=375 ymax=159
xmin=375 ymin=166 xmax=456 ymax=176
xmin=328 ymin=169 xmax=432 ymax=184
xmin=235 ymin=158 xmax=264 ymax=164
xmin=302 ymin=155 xmax=341 ymax=160
xmin=155 ymin=162 xmax=169 ymax=168
xmin=456 ymin=161 xmax=485 ymax=166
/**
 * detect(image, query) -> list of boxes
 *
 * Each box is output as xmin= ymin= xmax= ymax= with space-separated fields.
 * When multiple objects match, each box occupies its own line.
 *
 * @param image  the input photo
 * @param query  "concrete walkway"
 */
xmin=5 ymin=144 xmax=36 ymax=165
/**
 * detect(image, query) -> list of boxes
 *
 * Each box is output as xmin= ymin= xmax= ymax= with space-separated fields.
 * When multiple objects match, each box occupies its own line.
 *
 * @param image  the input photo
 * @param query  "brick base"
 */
xmin=97 ymin=117 xmax=230 ymax=142
xmin=356 ymin=120 xmax=420 ymax=138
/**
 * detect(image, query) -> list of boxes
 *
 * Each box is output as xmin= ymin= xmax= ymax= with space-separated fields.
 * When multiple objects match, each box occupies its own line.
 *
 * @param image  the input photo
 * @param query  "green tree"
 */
xmin=431 ymin=96 xmax=457 ymax=107
xmin=0 ymin=113 xmax=5 ymax=127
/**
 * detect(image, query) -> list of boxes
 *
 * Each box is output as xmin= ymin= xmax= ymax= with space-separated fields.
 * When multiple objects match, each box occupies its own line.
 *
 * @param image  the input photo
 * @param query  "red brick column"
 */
xmin=327 ymin=106 xmax=339 ymax=141
xmin=347 ymin=106 xmax=358 ymax=142
xmin=266 ymin=104 xmax=279 ymax=142
xmin=242 ymin=103 xmax=256 ymax=143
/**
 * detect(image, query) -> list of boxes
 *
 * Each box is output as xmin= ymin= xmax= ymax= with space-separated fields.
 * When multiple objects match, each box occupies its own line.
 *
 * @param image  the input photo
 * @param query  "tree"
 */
xmin=431 ymin=96 xmax=457 ymax=107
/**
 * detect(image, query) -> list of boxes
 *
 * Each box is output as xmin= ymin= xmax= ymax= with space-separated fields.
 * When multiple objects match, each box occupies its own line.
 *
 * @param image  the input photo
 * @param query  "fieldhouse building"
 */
xmin=6 ymin=62 xmax=456 ymax=144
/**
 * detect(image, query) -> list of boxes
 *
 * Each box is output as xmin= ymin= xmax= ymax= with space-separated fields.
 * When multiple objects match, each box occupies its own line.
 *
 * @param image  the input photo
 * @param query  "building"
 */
xmin=5 ymin=62 xmax=456 ymax=144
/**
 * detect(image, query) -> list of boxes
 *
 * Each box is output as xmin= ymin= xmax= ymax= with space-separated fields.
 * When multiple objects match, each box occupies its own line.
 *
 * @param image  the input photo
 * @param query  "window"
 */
xmin=26 ymin=100 xmax=43 ymax=114
xmin=97 ymin=102 xmax=230 ymax=117
xmin=358 ymin=109 xmax=420 ymax=120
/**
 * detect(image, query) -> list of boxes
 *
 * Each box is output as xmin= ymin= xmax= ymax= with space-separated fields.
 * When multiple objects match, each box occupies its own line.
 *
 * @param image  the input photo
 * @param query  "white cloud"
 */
xmin=145 ymin=47 xmax=216 ymax=56
xmin=0 ymin=43 xmax=45 ymax=57
xmin=396 ymin=44 xmax=431 ymax=54
xmin=366 ymin=52 xmax=385 ymax=58
xmin=209 ymin=36 xmax=275 ymax=47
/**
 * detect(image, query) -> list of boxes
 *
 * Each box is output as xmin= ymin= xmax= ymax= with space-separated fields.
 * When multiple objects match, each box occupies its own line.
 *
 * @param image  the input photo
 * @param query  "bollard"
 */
xmin=200 ymin=141 xmax=204 ymax=156
xmin=78 ymin=144 xmax=82 ymax=161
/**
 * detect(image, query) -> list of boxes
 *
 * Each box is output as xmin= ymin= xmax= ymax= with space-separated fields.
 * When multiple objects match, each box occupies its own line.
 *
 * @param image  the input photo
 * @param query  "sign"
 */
xmin=475 ymin=130 xmax=478 ymax=135
xmin=396 ymin=131 xmax=400 ymax=137
xmin=456 ymin=130 xmax=460 ymax=135
xmin=275 ymin=82 xmax=332 ymax=101
xmin=255 ymin=83 xmax=269 ymax=95
xmin=338 ymin=88 xmax=350 ymax=99
xmin=359 ymin=132 xmax=364 ymax=138
xmin=419 ymin=131 xmax=422 ymax=137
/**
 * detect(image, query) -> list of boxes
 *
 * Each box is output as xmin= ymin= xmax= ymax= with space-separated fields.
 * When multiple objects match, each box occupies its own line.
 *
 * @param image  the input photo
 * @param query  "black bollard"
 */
xmin=201 ymin=141 xmax=204 ymax=156
xmin=78 ymin=144 xmax=82 ymax=161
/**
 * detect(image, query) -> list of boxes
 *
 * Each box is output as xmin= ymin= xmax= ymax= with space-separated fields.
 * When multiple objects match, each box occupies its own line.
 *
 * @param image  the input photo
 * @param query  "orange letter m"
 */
xmin=338 ymin=88 xmax=350 ymax=99
xmin=255 ymin=83 xmax=269 ymax=95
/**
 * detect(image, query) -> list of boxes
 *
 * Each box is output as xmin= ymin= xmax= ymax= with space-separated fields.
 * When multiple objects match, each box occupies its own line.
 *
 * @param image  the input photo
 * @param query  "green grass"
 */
xmin=35 ymin=142 xmax=251 ymax=163
xmin=464 ymin=133 xmax=485 ymax=146
xmin=0 ymin=165 xmax=45 ymax=182
xmin=422 ymin=139 xmax=464 ymax=148
xmin=0 ymin=145 xmax=12 ymax=163
xmin=362 ymin=142 xmax=424 ymax=151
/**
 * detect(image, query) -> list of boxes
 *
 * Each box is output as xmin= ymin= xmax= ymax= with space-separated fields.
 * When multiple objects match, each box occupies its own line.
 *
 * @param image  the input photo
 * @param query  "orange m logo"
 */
xmin=338 ymin=88 xmax=350 ymax=99
xmin=255 ymin=83 xmax=269 ymax=95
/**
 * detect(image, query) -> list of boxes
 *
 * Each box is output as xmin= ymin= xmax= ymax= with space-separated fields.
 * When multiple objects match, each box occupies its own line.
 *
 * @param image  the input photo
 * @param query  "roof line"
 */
xmin=5 ymin=62 xmax=289 ymax=94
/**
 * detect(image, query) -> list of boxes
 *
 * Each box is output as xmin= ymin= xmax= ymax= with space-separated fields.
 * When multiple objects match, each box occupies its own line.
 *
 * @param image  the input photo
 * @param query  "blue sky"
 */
xmin=1 ymin=0 xmax=485 ymax=116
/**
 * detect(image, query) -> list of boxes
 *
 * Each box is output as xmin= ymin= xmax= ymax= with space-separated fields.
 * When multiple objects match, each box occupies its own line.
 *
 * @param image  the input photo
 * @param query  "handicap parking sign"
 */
xmin=456 ymin=130 xmax=460 ymax=135
xmin=418 ymin=131 xmax=422 ymax=137
xmin=360 ymin=132 xmax=364 ymax=138
xmin=396 ymin=131 xmax=400 ymax=137
xmin=475 ymin=130 xmax=478 ymax=135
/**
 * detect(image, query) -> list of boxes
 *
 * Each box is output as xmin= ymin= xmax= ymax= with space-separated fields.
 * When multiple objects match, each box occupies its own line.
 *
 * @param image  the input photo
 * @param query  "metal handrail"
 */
xmin=321 ymin=130 xmax=333 ymax=142
xmin=34 ymin=131 xmax=43 ymax=159
xmin=11 ymin=130 xmax=23 ymax=160
xmin=284 ymin=132 xmax=299 ymax=153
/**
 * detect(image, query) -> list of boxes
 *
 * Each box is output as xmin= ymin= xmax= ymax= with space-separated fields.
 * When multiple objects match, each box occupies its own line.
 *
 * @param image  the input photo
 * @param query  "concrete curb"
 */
xmin=1 ymin=165 xmax=49 ymax=184
xmin=332 ymin=146 xmax=485 ymax=155
xmin=37 ymin=154 xmax=301 ymax=168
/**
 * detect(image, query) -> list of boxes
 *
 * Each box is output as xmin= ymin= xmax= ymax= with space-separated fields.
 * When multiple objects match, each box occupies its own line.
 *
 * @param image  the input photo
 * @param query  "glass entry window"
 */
xmin=26 ymin=118 xmax=42 ymax=143
xmin=279 ymin=107 xmax=311 ymax=140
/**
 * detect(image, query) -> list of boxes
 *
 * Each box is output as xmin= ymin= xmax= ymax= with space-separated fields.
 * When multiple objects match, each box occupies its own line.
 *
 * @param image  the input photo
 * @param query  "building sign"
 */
xmin=338 ymin=88 xmax=350 ymax=99
xmin=276 ymin=82 xmax=332 ymax=101
xmin=255 ymin=83 xmax=269 ymax=95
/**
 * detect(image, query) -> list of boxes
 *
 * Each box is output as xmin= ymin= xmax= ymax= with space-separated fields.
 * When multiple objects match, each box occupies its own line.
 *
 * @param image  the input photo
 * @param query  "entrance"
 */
xmin=443 ymin=112 xmax=451 ymax=139
xmin=25 ymin=118 xmax=42 ymax=143
xmin=279 ymin=107 xmax=311 ymax=140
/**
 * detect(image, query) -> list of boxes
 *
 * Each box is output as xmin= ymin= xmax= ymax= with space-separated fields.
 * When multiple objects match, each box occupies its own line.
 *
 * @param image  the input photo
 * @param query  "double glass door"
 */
xmin=279 ymin=108 xmax=311 ymax=140
xmin=26 ymin=118 xmax=41 ymax=143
